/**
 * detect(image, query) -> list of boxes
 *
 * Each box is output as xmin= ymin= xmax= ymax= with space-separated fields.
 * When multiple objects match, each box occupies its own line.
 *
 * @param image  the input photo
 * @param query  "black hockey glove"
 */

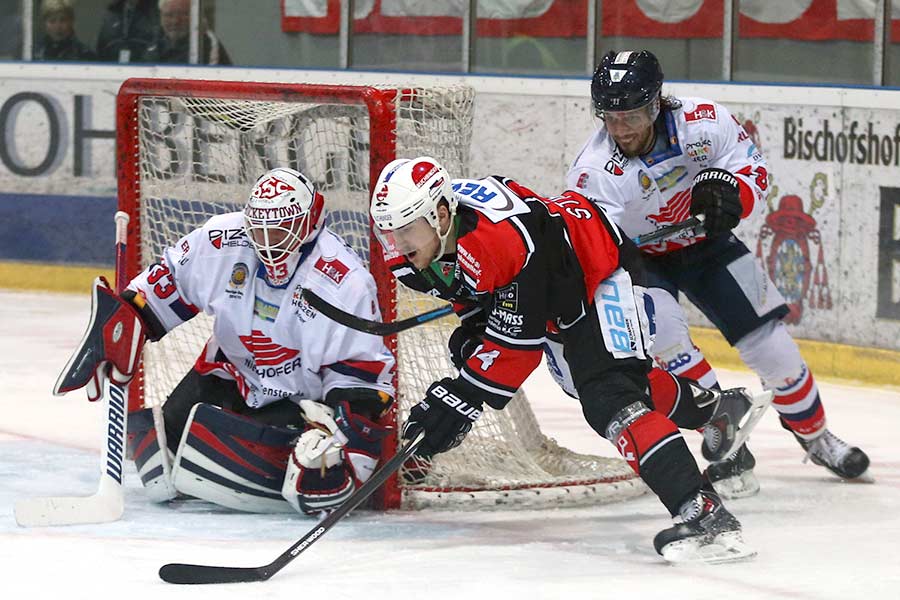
xmin=690 ymin=167 xmax=742 ymax=235
xmin=448 ymin=311 xmax=487 ymax=370
xmin=402 ymin=378 xmax=483 ymax=457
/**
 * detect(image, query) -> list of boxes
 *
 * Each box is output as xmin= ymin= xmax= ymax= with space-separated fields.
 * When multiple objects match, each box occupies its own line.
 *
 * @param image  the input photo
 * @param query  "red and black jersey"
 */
xmin=387 ymin=175 xmax=623 ymax=410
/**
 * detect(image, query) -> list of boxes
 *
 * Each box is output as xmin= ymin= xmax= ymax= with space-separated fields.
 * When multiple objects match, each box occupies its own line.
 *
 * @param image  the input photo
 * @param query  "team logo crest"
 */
xmin=638 ymin=171 xmax=652 ymax=191
xmin=230 ymin=262 xmax=248 ymax=288
xmin=251 ymin=176 xmax=295 ymax=201
xmin=226 ymin=262 xmax=249 ymax=299
xmin=576 ymin=172 xmax=590 ymax=189
xmin=756 ymin=172 xmax=833 ymax=324
xmin=374 ymin=184 xmax=389 ymax=206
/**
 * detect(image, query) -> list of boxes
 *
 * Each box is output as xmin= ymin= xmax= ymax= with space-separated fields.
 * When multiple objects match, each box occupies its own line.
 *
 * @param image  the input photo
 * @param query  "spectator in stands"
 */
xmin=96 ymin=0 xmax=159 ymax=63
xmin=0 ymin=0 xmax=22 ymax=59
xmin=35 ymin=0 xmax=96 ymax=61
xmin=148 ymin=0 xmax=231 ymax=65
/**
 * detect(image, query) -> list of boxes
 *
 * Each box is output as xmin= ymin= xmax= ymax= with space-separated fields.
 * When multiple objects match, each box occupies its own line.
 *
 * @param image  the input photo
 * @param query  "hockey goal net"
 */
xmin=116 ymin=78 xmax=643 ymax=510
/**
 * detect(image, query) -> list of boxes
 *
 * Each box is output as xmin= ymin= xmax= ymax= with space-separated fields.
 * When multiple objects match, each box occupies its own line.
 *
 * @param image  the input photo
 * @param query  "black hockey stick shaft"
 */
xmin=632 ymin=216 xmax=704 ymax=247
xmin=302 ymin=288 xmax=455 ymax=335
xmin=158 ymin=430 xmax=426 ymax=585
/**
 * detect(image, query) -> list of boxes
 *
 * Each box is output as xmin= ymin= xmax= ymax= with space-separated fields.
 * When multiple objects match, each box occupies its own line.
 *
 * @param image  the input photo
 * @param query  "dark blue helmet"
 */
xmin=591 ymin=50 xmax=664 ymax=116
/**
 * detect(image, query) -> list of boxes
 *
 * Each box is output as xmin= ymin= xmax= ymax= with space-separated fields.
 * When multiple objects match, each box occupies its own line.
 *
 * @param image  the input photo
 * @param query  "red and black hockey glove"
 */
xmin=690 ymin=167 xmax=742 ymax=236
xmin=402 ymin=378 xmax=483 ymax=457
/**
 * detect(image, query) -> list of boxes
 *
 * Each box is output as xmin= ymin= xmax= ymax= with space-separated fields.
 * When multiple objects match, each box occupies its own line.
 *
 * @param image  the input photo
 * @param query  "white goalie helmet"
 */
xmin=370 ymin=157 xmax=457 ymax=263
xmin=243 ymin=167 xmax=324 ymax=284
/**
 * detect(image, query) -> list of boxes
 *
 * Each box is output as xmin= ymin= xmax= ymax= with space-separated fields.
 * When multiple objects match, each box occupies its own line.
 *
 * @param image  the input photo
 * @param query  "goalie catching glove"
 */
xmin=689 ymin=167 xmax=742 ymax=235
xmin=282 ymin=398 xmax=390 ymax=515
xmin=403 ymin=378 xmax=483 ymax=457
xmin=53 ymin=276 xmax=151 ymax=401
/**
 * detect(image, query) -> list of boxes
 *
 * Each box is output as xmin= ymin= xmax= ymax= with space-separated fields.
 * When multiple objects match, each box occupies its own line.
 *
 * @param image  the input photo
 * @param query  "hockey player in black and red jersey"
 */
xmin=567 ymin=50 xmax=870 ymax=496
xmin=54 ymin=167 xmax=395 ymax=515
xmin=369 ymin=156 xmax=770 ymax=563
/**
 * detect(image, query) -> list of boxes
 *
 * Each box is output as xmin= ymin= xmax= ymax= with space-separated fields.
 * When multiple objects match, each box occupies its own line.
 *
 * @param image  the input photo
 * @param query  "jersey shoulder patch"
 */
xmin=310 ymin=230 xmax=369 ymax=288
xmin=680 ymin=97 xmax=721 ymax=125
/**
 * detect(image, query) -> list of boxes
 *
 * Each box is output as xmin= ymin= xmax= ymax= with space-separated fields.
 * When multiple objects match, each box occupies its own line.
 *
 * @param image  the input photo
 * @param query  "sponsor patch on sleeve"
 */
xmin=684 ymin=103 xmax=717 ymax=123
xmin=314 ymin=257 xmax=349 ymax=285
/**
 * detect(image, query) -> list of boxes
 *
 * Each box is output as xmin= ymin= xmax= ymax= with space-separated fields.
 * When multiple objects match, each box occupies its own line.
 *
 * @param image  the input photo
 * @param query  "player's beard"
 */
xmin=617 ymin=126 xmax=656 ymax=158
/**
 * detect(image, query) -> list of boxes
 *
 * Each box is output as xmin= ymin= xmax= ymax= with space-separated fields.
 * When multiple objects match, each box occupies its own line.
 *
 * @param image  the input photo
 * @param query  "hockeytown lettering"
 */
xmin=783 ymin=117 xmax=900 ymax=166
xmin=106 ymin=382 xmax=126 ymax=484
xmin=244 ymin=204 xmax=306 ymax=221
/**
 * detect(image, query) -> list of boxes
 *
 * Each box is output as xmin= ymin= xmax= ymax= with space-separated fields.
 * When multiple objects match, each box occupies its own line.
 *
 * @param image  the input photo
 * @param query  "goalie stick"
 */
xmin=159 ymin=430 xmax=426 ymax=585
xmin=304 ymin=219 xmax=705 ymax=336
xmin=14 ymin=211 xmax=132 ymax=527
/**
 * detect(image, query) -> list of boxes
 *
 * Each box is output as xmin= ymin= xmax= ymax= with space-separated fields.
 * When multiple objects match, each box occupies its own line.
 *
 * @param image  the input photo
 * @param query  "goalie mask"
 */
xmin=370 ymin=157 xmax=456 ymax=270
xmin=244 ymin=167 xmax=324 ymax=285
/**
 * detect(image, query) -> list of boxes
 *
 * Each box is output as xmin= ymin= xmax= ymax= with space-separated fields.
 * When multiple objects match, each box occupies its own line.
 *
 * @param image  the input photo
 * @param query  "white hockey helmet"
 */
xmin=243 ymin=167 xmax=324 ymax=281
xmin=370 ymin=157 xmax=456 ymax=263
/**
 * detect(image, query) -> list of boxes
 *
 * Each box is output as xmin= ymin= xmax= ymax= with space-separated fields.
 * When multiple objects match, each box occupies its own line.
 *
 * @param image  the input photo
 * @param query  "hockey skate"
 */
xmin=705 ymin=445 xmax=760 ymax=499
xmin=701 ymin=388 xmax=773 ymax=463
xmin=653 ymin=487 xmax=755 ymax=564
xmin=793 ymin=427 xmax=871 ymax=481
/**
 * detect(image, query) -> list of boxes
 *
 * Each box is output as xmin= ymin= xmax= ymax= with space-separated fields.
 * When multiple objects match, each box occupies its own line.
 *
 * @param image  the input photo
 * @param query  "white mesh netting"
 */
xmin=126 ymin=82 xmax=643 ymax=509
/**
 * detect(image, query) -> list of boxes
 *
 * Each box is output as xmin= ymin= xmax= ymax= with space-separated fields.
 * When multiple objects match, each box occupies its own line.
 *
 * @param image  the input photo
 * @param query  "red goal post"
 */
xmin=115 ymin=77 xmax=643 ymax=510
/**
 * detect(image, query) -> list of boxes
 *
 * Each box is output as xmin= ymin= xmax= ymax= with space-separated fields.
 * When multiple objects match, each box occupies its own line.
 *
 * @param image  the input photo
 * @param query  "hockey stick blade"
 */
xmin=633 ymin=217 xmax=704 ymax=247
xmin=302 ymin=288 xmax=454 ymax=335
xmin=14 ymin=482 xmax=123 ymax=527
xmin=15 ymin=380 xmax=128 ymax=527
xmin=159 ymin=430 xmax=426 ymax=584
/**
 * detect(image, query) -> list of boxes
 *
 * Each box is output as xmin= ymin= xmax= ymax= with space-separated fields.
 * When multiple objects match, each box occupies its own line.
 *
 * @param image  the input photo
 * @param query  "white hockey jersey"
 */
xmin=567 ymin=97 xmax=769 ymax=255
xmin=127 ymin=211 xmax=395 ymax=409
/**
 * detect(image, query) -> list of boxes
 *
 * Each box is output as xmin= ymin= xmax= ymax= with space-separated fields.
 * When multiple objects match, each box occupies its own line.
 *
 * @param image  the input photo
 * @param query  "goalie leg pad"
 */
xmin=127 ymin=407 xmax=177 ymax=502
xmin=54 ymin=277 xmax=147 ymax=401
xmin=282 ymin=401 xmax=390 ymax=515
xmin=171 ymin=404 xmax=297 ymax=513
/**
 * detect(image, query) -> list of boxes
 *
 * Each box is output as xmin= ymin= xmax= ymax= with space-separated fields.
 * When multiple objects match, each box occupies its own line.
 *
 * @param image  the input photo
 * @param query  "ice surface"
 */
xmin=1 ymin=290 xmax=898 ymax=599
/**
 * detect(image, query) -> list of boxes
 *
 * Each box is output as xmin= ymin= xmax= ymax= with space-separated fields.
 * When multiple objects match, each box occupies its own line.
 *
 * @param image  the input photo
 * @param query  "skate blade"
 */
xmin=712 ymin=471 xmax=761 ymax=500
xmin=661 ymin=531 xmax=757 ymax=565
xmin=723 ymin=391 xmax=774 ymax=457
xmin=844 ymin=469 xmax=875 ymax=484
